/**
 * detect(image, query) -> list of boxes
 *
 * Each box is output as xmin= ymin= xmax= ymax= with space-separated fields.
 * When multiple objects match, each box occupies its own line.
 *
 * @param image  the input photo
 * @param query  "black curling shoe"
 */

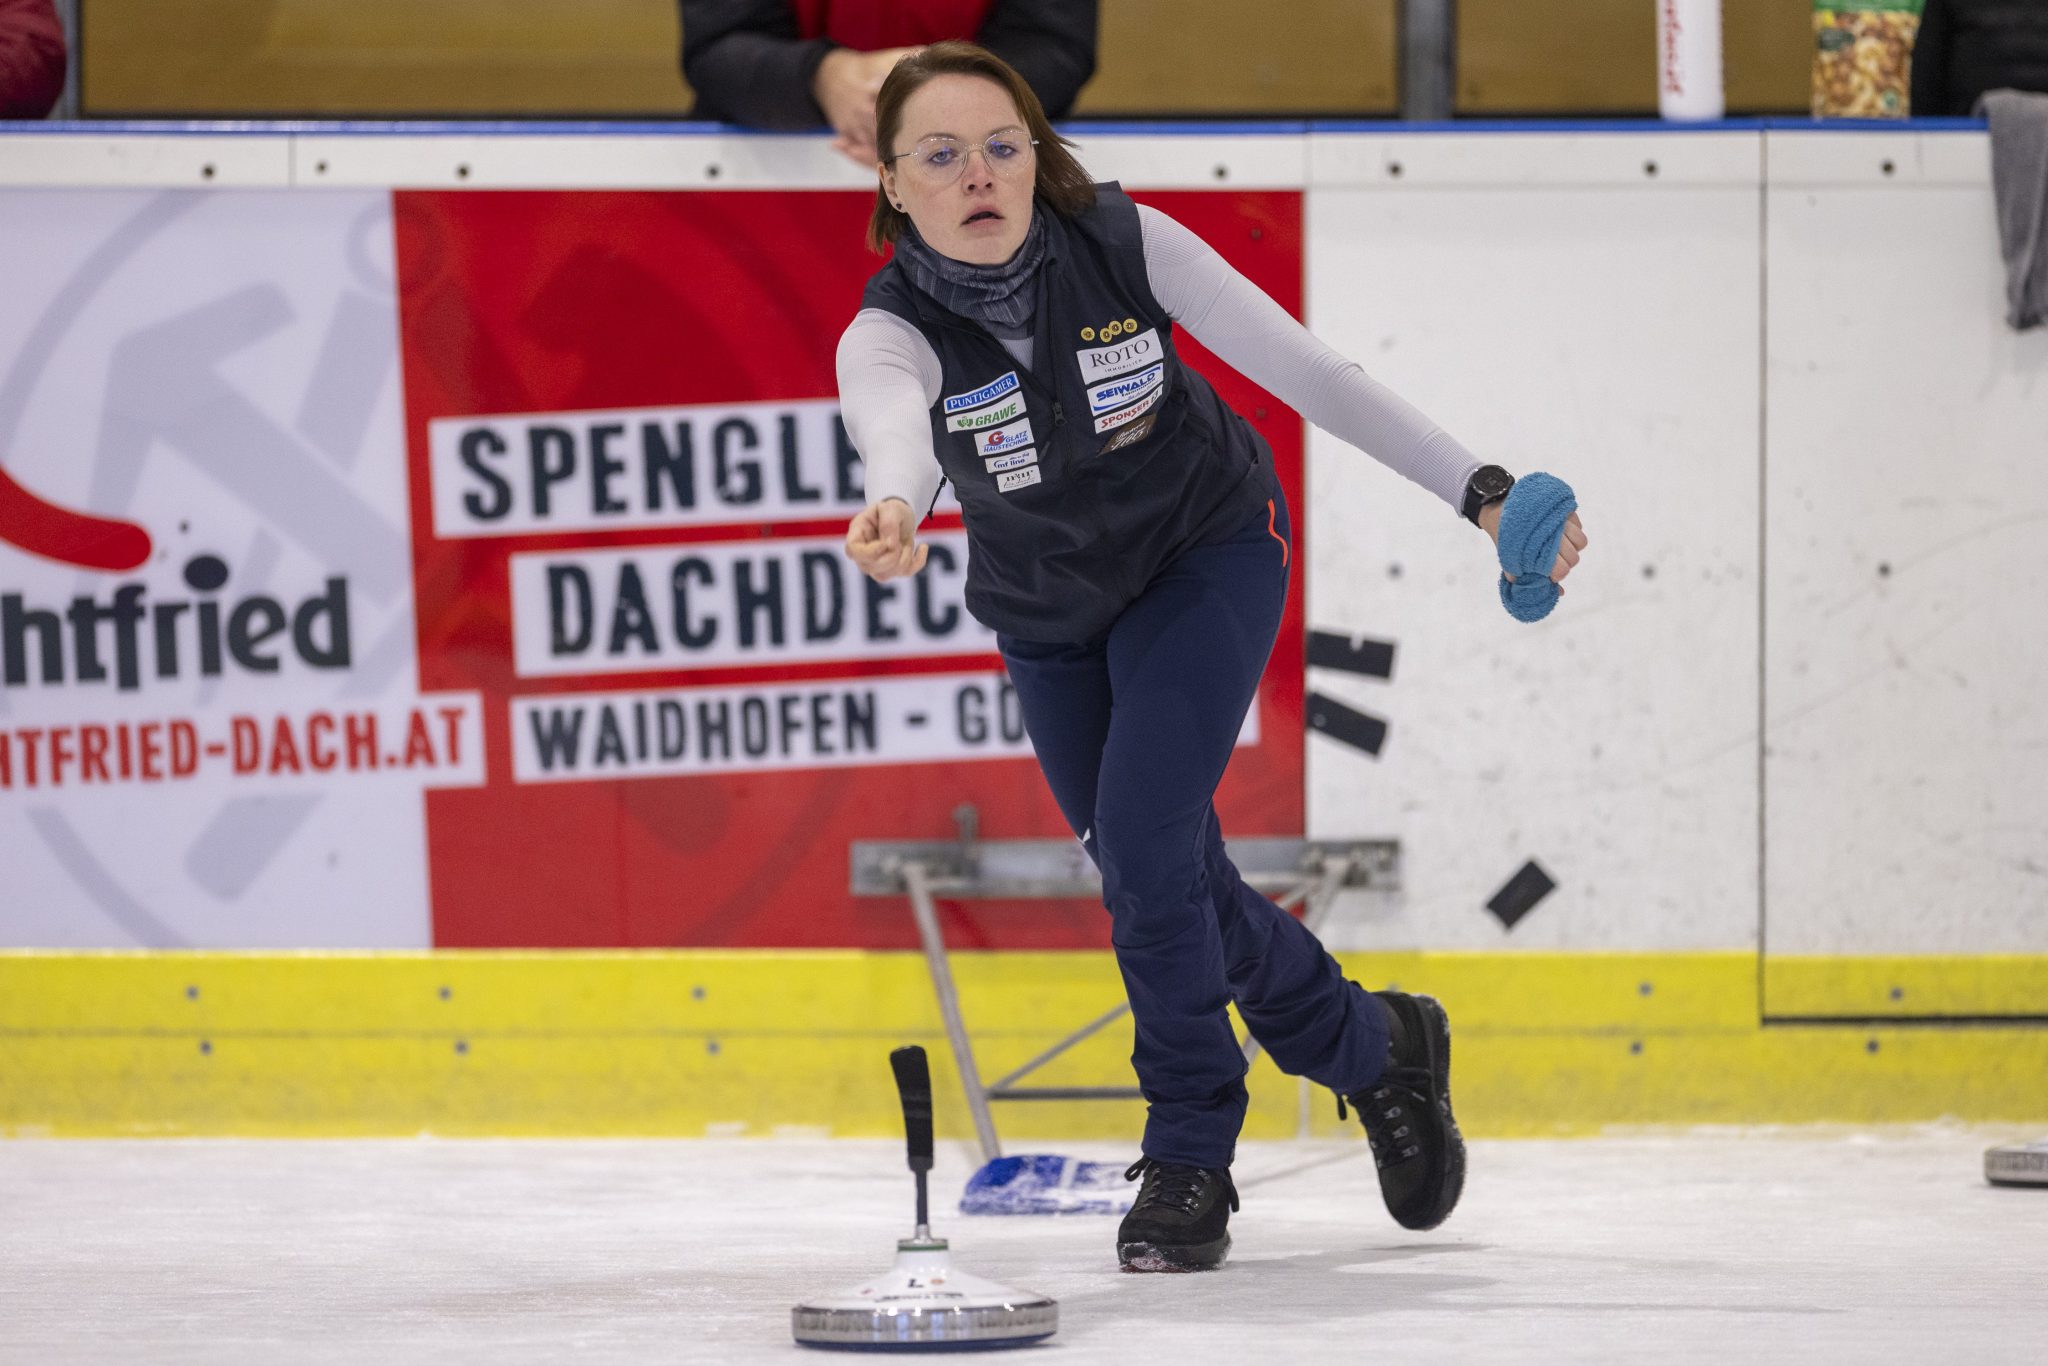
xmin=1116 ymin=1158 xmax=1238 ymax=1272
xmin=1341 ymin=990 xmax=1466 ymax=1231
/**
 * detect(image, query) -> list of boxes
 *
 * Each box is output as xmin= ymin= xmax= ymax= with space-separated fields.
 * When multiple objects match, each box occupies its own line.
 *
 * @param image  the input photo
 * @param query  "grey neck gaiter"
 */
xmin=891 ymin=208 xmax=1047 ymax=341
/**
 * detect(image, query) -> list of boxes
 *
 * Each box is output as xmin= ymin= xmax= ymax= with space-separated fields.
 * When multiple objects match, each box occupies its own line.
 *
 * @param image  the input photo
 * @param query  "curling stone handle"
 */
xmin=890 ymin=1045 xmax=936 ymax=1235
xmin=890 ymin=1046 xmax=935 ymax=1173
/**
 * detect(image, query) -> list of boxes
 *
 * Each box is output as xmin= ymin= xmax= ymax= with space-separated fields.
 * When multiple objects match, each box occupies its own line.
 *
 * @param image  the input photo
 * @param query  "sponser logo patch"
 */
xmin=996 ymin=466 xmax=1041 ymax=493
xmin=1093 ymin=388 xmax=1161 ymax=434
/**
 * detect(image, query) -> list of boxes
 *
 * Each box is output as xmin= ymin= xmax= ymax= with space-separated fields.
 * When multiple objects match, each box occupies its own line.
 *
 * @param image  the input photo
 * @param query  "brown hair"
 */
xmin=867 ymin=41 xmax=1096 ymax=254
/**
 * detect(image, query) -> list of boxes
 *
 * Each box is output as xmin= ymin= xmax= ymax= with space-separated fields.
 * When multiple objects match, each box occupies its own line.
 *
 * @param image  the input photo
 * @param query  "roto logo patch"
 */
xmin=1076 ymin=328 xmax=1160 ymax=384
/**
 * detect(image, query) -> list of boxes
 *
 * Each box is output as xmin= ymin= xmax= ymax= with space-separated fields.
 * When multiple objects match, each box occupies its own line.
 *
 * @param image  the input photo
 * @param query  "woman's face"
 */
xmin=881 ymin=74 xmax=1037 ymax=266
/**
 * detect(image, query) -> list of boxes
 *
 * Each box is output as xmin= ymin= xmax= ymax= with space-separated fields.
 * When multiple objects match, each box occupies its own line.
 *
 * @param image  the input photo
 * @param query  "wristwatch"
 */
xmin=1459 ymin=465 xmax=1515 ymax=527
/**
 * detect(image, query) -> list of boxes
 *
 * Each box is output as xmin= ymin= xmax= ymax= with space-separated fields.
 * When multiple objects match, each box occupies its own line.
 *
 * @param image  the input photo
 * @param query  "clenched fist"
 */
xmin=1481 ymin=501 xmax=1588 ymax=589
xmin=844 ymin=497 xmax=929 ymax=582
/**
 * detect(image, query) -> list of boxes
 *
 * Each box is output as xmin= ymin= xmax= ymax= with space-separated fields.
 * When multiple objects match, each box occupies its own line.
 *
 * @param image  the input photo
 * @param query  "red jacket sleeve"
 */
xmin=0 ymin=0 xmax=67 ymax=119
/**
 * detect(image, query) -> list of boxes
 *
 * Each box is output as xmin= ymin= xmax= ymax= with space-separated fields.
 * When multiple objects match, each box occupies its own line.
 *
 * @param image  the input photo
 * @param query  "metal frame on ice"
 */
xmin=853 ymin=813 xmax=1399 ymax=1163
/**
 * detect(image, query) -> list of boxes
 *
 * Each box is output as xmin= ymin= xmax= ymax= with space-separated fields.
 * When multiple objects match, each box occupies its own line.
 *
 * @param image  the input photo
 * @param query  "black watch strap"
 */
xmin=1460 ymin=465 xmax=1515 ymax=526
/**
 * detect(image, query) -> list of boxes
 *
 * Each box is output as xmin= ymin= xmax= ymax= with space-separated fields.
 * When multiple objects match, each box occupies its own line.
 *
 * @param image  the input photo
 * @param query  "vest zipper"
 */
xmin=924 ymin=312 xmax=1064 ymax=417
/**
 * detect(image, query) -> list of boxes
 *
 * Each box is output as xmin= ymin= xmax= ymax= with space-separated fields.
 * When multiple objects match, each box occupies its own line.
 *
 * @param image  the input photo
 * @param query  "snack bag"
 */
xmin=1812 ymin=1 xmax=1923 ymax=118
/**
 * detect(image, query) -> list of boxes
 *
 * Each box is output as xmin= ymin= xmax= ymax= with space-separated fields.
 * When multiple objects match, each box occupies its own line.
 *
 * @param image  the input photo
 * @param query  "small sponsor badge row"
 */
xmin=940 ymin=335 xmax=1165 ymax=497
xmin=945 ymin=373 xmax=1040 ymax=494
xmin=1078 ymin=327 xmax=1165 ymax=444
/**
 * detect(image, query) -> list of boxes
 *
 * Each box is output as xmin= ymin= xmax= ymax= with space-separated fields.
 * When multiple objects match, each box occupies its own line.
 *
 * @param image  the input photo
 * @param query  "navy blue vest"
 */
xmin=859 ymin=183 xmax=1278 ymax=642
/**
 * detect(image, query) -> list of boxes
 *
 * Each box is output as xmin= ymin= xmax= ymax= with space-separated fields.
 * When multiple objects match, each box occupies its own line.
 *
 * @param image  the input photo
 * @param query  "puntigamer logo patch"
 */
xmin=943 ymin=370 xmax=1019 ymax=414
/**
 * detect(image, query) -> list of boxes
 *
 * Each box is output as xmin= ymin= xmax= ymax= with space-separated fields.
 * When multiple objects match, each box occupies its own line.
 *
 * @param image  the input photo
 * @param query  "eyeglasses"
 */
xmin=885 ymin=132 xmax=1039 ymax=185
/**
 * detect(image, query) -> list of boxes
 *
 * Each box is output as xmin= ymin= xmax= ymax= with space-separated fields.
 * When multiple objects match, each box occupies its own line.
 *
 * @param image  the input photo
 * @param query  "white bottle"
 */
xmin=1657 ymin=0 xmax=1726 ymax=122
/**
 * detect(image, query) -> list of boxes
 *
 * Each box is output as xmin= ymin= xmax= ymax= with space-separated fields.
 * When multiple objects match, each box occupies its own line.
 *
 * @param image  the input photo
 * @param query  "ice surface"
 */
xmin=2 ymin=1128 xmax=2043 ymax=1364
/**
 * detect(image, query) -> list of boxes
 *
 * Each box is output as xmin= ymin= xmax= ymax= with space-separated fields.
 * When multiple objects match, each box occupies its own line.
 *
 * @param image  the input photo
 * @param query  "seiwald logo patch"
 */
xmin=1086 ymin=363 xmax=1164 ymax=417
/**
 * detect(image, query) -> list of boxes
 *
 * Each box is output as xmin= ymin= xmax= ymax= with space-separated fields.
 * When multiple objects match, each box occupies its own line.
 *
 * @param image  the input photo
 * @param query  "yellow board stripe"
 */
xmin=2 ymin=951 xmax=2044 ymax=1138
xmin=0 ymin=950 xmax=1757 ymax=1032
xmin=1764 ymin=954 xmax=2048 ymax=1017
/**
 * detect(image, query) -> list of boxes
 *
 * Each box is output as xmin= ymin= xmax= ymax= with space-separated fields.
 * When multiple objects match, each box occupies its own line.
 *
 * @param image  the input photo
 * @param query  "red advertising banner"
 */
xmin=396 ymin=187 xmax=1305 ymax=949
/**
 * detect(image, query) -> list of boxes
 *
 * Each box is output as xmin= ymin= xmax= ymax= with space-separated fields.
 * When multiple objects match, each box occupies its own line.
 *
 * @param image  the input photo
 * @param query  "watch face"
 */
xmin=1463 ymin=466 xmax=1514 ymax=523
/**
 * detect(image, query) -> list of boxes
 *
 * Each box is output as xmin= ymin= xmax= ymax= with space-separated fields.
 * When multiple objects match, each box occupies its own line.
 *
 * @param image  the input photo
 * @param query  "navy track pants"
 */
xmin=996 ymin=493 xmax=1391 ymax=1170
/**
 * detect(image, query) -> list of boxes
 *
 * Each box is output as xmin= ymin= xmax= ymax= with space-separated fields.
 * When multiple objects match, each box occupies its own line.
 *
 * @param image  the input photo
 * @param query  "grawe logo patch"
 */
xmin=945 ymin=393 xmax=1027 ymax=433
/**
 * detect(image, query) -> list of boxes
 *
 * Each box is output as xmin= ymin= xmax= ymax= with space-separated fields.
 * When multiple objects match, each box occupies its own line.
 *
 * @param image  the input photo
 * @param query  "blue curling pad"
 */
xmin=959 ymin=1155 xmax=1137 ymax=1216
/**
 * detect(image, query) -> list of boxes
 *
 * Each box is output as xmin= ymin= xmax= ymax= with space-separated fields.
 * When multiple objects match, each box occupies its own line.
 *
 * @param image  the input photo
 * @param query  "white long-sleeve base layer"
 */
xmin=835 ymin=202 xmax=1485 ymax=526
